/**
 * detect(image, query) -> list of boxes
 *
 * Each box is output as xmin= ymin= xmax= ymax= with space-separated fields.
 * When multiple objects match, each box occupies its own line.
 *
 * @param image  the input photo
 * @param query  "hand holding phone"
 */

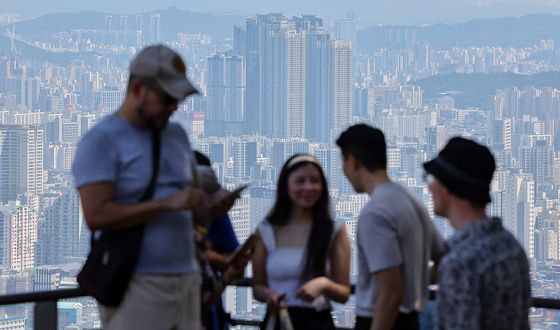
xmin=210 ymin=185 xmax=249 ymax=216
xmin=227 ymin=184 xmax=249 ymax=197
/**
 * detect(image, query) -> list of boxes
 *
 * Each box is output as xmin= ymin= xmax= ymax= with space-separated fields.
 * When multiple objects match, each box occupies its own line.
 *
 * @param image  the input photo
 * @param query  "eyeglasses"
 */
xmin=422 ymin=172 xmax=436 ymax=187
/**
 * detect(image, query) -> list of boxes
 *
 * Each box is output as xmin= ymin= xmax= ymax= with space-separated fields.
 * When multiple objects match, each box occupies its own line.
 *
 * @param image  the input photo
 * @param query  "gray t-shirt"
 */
xmin=356 ymin=183 xmax=446 ymax=317
xmin=72 ymin=115 xmax=199 ymax=274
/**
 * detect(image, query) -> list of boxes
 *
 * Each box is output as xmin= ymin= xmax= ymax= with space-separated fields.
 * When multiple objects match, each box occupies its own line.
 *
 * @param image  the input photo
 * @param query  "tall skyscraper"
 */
xmin=260 ymin=15 xmax=292 ymax=137
xmin=36 ymin=188 xmax=87 ymax=266
xmin=494 ymin=88 xmax=521 ymax=120
xmin=521 ymin=136 xmax=553 ymax=186
xmin=491 ymin=118 xmax=512 ymax=168
xmin=135 ymin=14 xmax=144 ymax=44
xmin=148 ymin=14 xmax=161 ymax=44
xmin=206 ymin=53 xmax=246 ymax=136
xmin=232 ymin=140 xmax=258 ymax=181
xmin=120 ymin=15 xmax=129 ymax=31
xmin=353 ymin=87 xmax=371 ymax=118
xmin=244 ymin=51 xmax=262 ymax=135
xmin=303 ymin=21 xmax=332 ymax=142
xmin=285 ymin=29 xmax=306 ymax=138
xmin=0 ymin=201 xmax=38 ymax=272
xmin=335 ymin=18 xmax=357 ymax=51
xmin=303 ymin=20 xmax=353 ymax=143
xmin=238 ymin=14 xmax=352 ymax=141
xmin=249 ymin=187 xmax=275 ymax=230
xmin=331 ymin=40 xmax=353 ymax=139
xmin=0 ymin=125 xmax=44 ymax=203
xmin=534 ymin=215 xmax=559 ymax=261
xmin=504 ymin=174 xmax=536 ymax=258
xmin=233 ymin=25 xmax=247 ymax=57
xmin=427 ymin=125 xmax=446 ymax=157
xmin=243 ymin=17 xmax=262 ymax=135
xmin=15 ymin=77 xmax=40 ymax=110
xmin=94 ymin=87 xmax=124 ymax=113
xmin=387 ymin=26 xmax=416 ymax=52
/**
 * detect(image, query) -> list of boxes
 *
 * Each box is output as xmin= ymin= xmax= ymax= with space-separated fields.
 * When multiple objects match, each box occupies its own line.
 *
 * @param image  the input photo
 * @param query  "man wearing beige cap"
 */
xmin=73 ymin=45 xmax=213 ymax=329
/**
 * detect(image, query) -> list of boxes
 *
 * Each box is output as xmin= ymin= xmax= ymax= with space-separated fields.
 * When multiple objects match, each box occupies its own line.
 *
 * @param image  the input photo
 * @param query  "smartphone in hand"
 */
xmin=210 ymin=184 xmax=249 ymax=216
xmin=217 ymin=184 xmax=249 ymax=203
xmin=230 ymin=184 xmax=249 ymax=197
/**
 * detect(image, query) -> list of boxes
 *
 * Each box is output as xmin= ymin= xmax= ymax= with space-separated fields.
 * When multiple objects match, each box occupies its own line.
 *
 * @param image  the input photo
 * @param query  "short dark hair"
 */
xmin=126 ymin=74 xmax=158 ymax=93
xmin=336 ymin=124 xmax=387 ymax=172
xmin=126 ymin=74 xmax=137 ymax=93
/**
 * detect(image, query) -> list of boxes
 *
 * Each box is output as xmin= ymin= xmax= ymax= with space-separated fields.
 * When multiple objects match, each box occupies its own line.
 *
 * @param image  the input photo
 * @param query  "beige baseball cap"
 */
xmin=130 ymin=45 xmax=199 ymax=101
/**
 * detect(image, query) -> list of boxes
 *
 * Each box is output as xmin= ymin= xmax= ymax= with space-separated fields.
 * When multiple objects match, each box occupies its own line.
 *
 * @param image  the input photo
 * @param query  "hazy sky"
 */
xmin=3 ymin=0 xmax=560 ymax=24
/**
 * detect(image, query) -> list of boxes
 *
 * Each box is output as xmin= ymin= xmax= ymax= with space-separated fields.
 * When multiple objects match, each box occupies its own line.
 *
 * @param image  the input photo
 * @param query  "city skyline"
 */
xmin=0 ymin=6 xmax=559 ymax=329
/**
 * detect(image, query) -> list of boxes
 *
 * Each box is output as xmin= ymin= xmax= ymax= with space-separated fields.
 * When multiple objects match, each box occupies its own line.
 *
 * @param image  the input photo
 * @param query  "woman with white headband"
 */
xmin=252 ymin=153 xmax=351 ymax=329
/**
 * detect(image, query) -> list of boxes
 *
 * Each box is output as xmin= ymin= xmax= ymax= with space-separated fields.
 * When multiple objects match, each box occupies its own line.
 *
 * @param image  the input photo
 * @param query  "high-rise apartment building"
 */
xmin=94 ymin=87 xmax=123 ymax=113
xmin=206 ymin=53 xmax=246 ymax=136
xmin=0 ymin=201 xmax=38 ymax=272
xmin=504 ymin=174 xmax=536 ymax=258
xmin=332 ymin=40 xmax=353 ymax=140
xmin=427 ymin=125 xmax=446 ymax=157
xmin=303 ymin=21 xmax=331 ymax=142
xmin=232 ymin=140 xmax=258 ymax=181
xmin=0 ymin=125 xmax=44 ymax=203
xmin=36 ymin=188 xmax=87 ymax=266
xmin=237 ymin=14 xmax=352 ymax=142
xmin=335 ymin=18 xmax=358 ymax=51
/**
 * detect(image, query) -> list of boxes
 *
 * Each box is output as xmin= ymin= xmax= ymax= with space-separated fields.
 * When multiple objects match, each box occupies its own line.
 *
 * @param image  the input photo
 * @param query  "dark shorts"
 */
xmin=355 ymin=312 xmax=419 ymax=330
xmin=261 ymin=306 xmax=335 ymax=330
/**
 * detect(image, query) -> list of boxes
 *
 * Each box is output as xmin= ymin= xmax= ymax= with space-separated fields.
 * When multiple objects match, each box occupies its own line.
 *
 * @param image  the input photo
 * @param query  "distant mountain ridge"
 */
xmin=414 ymin=71 xmax=560 ymax=109
xmin=4 ymin=0 xmax=560 ymax=26
xmin=0 ymin=35 xmax=99 ymax=66
xmin=3 ymin=8 xmax=245 ymax=42
xmin=5 ymin=11 xmax=560 ymax=51
xmin=3 ymin=12 xmax=560 ymax=68
xmin=357 ymin=14 xmax=560 ymax=53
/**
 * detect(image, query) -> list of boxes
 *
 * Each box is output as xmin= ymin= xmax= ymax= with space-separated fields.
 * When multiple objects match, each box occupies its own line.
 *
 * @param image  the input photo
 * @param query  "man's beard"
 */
xmin=137 ymin=102 xmax=166 ymax=131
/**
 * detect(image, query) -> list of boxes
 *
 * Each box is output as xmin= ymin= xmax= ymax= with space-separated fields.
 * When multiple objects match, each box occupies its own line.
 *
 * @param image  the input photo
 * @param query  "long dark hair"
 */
xmin=266 ymin=154 xmax=334 ymax=282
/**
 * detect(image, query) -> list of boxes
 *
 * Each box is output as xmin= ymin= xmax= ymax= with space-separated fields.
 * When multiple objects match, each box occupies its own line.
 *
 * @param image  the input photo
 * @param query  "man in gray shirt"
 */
xmin=336 ymin=124 xmax=446 ymax=330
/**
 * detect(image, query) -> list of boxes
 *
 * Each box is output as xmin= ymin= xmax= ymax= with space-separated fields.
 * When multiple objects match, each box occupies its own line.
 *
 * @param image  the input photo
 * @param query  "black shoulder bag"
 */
xmin=77 ymin=129 xmax=161 ymax=306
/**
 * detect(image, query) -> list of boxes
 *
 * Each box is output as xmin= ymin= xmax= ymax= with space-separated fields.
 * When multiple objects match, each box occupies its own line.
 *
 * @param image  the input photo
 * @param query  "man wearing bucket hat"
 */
xmin=73 ymin=45 xmax=212 ymax=329
xmin=424 ymin=137 xmax=531 ymax=330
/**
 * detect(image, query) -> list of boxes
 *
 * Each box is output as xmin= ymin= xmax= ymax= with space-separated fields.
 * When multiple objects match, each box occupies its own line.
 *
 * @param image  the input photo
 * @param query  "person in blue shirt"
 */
xmin=73 ymin=45 xmax=215 ymax=330
xmin=207 ymin=214 xmax=240 ymax=266
xmin=74 ymin=45 xmax=240 ymax=330
xmin=195 ymin=151 xmax=250 ymax=330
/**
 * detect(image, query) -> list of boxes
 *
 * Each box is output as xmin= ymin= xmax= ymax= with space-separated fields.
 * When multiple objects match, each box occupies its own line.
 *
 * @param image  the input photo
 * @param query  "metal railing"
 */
xmin=0 ymin=287 xmax=86 ymax=330
xmin=1 ymin=278 xmax=559 ymax=330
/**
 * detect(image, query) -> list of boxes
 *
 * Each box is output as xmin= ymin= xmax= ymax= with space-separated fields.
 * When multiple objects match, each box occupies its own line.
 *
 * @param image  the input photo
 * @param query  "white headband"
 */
xmin=286 ymin=154 xmax=319 ymax=170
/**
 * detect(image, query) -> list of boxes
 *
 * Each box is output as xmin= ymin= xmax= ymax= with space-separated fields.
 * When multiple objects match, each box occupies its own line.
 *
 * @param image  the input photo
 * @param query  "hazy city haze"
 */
xmin=3 ymin=0 xmax=560 ymax=24
xmin=1 ymin=0 xmax=560 ymax=328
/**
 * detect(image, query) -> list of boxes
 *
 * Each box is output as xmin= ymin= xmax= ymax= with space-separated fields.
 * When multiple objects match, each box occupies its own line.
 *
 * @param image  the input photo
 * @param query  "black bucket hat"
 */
xmin=423 ymin=137 xmax=496 ymax=204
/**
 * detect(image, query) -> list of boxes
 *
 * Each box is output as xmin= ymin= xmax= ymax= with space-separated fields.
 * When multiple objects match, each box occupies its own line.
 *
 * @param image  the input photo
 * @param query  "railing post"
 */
xmin=34 ymin=301 xmax=57 ymax=330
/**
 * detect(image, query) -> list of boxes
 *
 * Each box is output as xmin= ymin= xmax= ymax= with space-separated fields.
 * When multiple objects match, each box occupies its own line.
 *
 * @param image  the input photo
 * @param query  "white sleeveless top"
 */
xmin=257 ymin=219 xmax=343 ymax=311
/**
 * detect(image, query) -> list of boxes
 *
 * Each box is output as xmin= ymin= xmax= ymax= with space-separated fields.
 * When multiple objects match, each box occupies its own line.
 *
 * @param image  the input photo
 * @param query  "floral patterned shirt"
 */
xmin=435 ymin=217 xmax=531 ymax=330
